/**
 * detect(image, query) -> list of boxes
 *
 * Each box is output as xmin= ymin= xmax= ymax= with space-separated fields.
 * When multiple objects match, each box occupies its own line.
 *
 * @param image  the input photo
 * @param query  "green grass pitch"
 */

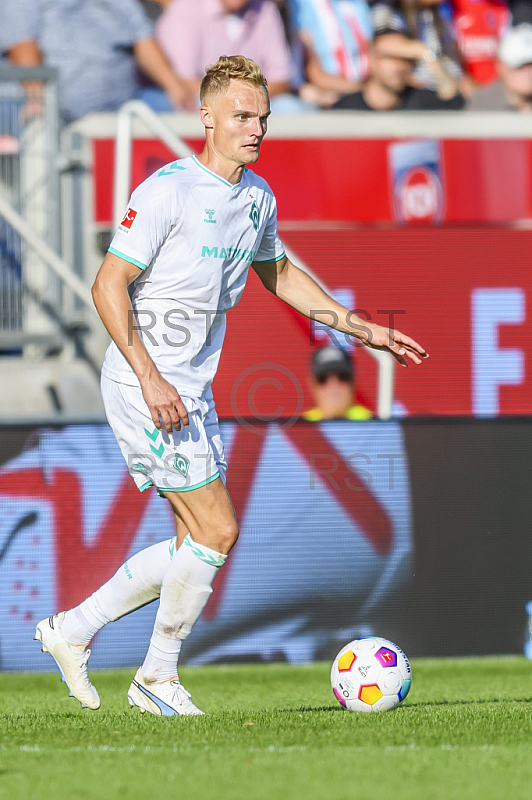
xmin=1 ymin=657 xmax=531 ymax=800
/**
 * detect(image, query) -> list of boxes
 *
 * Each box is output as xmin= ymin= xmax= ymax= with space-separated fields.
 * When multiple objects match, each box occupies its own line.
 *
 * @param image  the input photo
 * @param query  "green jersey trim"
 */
xmin=253 ymin=251 xmax=286 ymax=264
xmin=108 ymin=247 xmax=147 ymax=271
xmin=192 ymin=156 xmax=241 ymax=190
xmin=138 ymin=480 xmax=153 ymax=492
xmin=155 ymin=471 xmax=220 ymax=495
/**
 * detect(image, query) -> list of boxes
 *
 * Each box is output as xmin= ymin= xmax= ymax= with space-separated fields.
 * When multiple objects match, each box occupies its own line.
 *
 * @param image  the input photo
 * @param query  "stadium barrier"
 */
xmin=67 ymin=111 xmax=532 ymax=419
xmin=1 ymin=418 xmax=531 ymax=671
xmin=0 ymin=67 xmax=63 ymax=354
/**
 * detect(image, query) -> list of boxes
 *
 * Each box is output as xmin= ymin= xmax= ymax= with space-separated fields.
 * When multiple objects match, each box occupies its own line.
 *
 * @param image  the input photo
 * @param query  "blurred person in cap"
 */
xmin=467 ymin=23 xmax=532 ymax=110
xmin=303 ymin=346 xmax=372 ymax=421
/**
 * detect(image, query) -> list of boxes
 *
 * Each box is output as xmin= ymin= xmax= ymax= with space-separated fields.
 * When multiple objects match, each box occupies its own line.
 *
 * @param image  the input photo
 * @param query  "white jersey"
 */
xmin=101 ymin=155 xmax=285 ymax=397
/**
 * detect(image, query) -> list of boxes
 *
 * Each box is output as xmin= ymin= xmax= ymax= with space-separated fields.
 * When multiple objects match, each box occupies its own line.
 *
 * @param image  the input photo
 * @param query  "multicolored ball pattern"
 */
xmin=331 ymin=637 xmax=412 ymax=713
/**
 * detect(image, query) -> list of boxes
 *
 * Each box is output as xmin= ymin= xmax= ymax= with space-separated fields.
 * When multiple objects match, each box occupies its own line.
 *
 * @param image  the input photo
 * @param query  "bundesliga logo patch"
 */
xmin=120 ymin=207 xmax=138 ymax=233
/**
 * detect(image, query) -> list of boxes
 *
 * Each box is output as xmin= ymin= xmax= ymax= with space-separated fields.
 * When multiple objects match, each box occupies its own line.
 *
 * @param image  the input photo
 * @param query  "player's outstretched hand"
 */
xmin=359 ymin=322 xmax=429 ymax=367
xmin=141 ymin=374 xmax=189 ymax=432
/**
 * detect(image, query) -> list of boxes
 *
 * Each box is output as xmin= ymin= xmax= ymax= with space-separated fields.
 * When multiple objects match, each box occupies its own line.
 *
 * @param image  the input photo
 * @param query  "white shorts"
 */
xmin=101 ymin=375 xmax=226 ymax=494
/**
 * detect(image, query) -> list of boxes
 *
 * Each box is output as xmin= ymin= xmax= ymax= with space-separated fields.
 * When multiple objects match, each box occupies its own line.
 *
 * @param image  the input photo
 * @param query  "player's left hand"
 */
xmin=357 ymin=322 xmax=429 ymax=367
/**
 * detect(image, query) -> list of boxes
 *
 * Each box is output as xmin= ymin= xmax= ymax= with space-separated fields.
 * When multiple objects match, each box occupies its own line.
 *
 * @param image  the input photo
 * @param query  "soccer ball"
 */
xmin=331 ymin=637 xmax=412 ymax=713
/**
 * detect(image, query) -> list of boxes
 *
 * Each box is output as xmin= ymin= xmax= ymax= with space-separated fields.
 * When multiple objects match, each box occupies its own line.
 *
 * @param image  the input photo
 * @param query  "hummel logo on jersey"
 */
xmin=204 ymin=208 xmax=216 ymax=224
xmin=249 ymin=201 xmax=260 ymax=232
xmin=157 ymin=161 xmax=186 ymax=177
xmin=120 ymin=207 xmax=137 ymax=232
xmin=174 ymin=453 xmax=190 ymax=478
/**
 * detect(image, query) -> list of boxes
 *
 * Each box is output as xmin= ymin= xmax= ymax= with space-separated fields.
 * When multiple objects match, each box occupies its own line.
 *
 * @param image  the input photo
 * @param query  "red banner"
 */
xmin=214 ymin=227 xmax=532 ymax=417
xmin=93 ymin=137 xmax=532 ymax=225
xmin=91 ymin=135 xmax=532 ymax=416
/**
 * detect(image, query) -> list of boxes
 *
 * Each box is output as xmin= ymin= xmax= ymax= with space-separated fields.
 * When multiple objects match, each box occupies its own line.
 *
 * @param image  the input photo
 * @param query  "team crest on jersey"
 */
xmin=120 ymin=207 xmax=137 ymax=233
xmin=174 ymin=453 xmax=190 ymax=478
xmin=249 ymin=201 xmax=260 ymax=232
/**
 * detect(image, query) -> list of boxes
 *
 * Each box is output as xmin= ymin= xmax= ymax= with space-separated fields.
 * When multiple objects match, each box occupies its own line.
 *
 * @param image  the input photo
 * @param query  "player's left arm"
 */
xmin=252 ymin=255 xmax=428 ymax=367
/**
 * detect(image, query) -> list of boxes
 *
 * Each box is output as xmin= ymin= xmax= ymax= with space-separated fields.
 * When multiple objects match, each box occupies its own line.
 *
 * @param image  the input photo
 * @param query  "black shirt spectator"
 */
xmin=331 ymin=30 xmax=464 ymax=110
xmin=334 ymin=84 xmax=463 ymax=108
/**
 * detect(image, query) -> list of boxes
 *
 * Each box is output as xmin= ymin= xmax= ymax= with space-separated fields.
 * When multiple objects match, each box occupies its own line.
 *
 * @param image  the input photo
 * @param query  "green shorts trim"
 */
xmin=155 ymin=471 xmax=220 ymax=496
xmin=108 ymin=247 xmax=147 ymax=271
xmin=137 ymin=471 xmax=220 ymax=496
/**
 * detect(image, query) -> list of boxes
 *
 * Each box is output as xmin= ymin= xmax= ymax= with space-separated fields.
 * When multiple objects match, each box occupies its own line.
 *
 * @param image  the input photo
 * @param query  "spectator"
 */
xmin=331 ymin=29 xmax=464 ymax=108
xmin=2 ymin=0 xmax=194 ymax=122
xmin=452 ymin=0 xmax=510 ymax=86
xmin=155 ymin=0 xmax=292 ymax=108
xmin=467 ymin=23 xmax=532 ymax=109
xmin=303 ymin=346 xmax=372 ymax=421
xmin=288 ymin=0 xmax=374 ymax=104
xmin=371 ymin=0 xmax=469 ymax=93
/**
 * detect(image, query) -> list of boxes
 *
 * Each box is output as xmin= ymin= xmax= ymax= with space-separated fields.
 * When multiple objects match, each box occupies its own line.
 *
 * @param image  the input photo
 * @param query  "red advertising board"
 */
xmin=92 ymin=136 xmax=532 ymax=225
xmin=86 ymin=124 xmax=532 ymax=416
xmin=212 ymin=227 xmax=532 ymax=418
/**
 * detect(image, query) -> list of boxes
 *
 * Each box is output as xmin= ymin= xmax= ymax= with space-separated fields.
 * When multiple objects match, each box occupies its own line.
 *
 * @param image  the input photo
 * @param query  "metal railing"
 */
xmin=113 ymin=100 xmax=194 ymax=232
xmin=0 ymin=66 xmax=87 ymax=356
xmin=112 ymin=101 xmax=395 ymax=418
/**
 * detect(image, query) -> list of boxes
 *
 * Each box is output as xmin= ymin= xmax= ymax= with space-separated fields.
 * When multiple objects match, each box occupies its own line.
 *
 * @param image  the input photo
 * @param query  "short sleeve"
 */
xmin=108 ymin=179 xmax=178 ymax=270
xmin=1 ymin=0 xmax=40 ymax=54
xmin=254 ymin=195 xmax=285 ymax=263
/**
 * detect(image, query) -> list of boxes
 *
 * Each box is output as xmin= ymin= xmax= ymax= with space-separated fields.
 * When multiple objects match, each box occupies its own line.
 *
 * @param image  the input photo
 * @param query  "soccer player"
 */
xmin=35 ymin=55 xmax=427 ymax=716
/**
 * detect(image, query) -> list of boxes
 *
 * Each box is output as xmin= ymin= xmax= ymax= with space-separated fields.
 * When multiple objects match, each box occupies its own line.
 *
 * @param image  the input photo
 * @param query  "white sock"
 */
xmin=61 ymin=538 xmax=175 ymax=645
xmin=140 ymin=534 xmax=226 ymax=684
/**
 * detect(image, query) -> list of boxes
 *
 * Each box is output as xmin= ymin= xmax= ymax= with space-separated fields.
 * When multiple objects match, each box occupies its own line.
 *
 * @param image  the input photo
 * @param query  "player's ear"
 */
xmin=200 ymin=105 xmax=214 ymax=129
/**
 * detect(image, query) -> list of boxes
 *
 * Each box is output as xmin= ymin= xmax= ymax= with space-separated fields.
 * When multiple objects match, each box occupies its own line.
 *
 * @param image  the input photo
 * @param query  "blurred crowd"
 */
xmin=1 ymin=0 xmax=532 ymax=120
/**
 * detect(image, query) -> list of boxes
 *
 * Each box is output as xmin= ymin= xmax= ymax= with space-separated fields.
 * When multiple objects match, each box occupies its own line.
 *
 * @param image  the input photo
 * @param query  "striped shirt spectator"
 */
xmin=289 ymin=0 xmax=374 ymax=84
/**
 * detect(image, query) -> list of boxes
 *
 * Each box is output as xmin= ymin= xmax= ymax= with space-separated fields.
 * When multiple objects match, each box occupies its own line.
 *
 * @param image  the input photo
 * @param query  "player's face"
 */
xmin=205 ymin=80 xmax=271 ymax=167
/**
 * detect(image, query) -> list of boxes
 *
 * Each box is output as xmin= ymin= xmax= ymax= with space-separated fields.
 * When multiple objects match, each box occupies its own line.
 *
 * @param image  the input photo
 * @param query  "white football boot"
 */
xmin=127 ymin=669 xmax=204 ymax=716
xmin=34 ymin=613 xmax=101 ymax=710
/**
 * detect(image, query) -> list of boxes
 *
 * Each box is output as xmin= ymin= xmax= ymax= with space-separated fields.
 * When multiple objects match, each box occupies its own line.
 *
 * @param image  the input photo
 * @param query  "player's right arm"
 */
xmin=92 ymin=252 xmax=189 ymax=432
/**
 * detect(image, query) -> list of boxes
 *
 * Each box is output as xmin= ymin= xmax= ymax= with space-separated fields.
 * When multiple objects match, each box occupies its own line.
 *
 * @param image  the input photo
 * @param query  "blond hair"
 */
xmin=200 ymin=55 xmax=268 ymax=104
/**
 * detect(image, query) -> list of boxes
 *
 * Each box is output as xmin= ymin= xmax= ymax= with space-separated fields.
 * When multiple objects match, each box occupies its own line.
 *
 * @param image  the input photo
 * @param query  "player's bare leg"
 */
xmin=128 ymin=477 xmax=238 ymax=716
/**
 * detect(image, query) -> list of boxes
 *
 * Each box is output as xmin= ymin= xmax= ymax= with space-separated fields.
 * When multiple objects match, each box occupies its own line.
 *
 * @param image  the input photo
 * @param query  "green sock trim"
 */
xmin=184 ymin=533 xmax=226 ymax=568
